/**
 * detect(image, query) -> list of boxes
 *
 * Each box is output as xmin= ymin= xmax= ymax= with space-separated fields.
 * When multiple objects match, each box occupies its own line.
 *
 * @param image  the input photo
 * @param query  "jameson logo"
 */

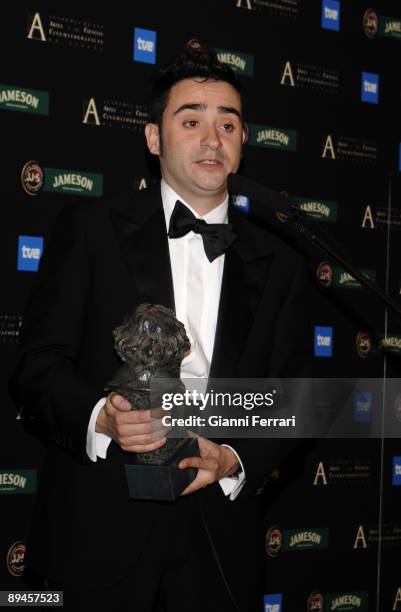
xmin=379 ymin=335 xmax=401 ymax=354
xmin=334 ymin=267 xmax=376 ymax=289
xmin=215 ymin=48 xmax=254 ymax=76
xmin=0 ymin=84 xmax=49 ymax=115
xmin=380 ymin=17 xmax=401 ymax=39
xmin=249 ymin=124 xmax=297 ymax=151
xmin=363 ymin=9 xmax=401 ymax=40
xmin=283 ymin=528 xmax=328 ymax=551
xmin=326 ymin=591 xmax=368 ymax=610
xmin=296 ymin=197 xmax=337 ymax=222
xmin=43 ymin=168 xmax=103 ymax=197
xmin=0 ymin=470 xmax=37 ymax=494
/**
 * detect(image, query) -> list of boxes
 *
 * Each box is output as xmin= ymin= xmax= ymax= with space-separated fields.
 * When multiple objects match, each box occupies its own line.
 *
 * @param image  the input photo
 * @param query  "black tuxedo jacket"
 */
xmin=10 ymin=184 xmax=312 ymax=595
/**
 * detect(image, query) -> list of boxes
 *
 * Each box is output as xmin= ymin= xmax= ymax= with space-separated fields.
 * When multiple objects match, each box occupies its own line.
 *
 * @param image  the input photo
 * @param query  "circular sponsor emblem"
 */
xmin=363 ymin=9 xmax=379 ymax=38
xmin=265 ymin=525 xmax=282 ymax=558
xmin=307 ymin=591 xmax=324 ymax=611
xmin=6 ymin=541 xmax=25 ymax=577
xmin=393 ymin=394 xmax=401 ymax=423
xmin=316 ymin=261 xmax=333 ymax=288
xmin=21 ymin=160 xmax=44 ymax=196
xmin=356 ymin=330 xmax=373 ymax=359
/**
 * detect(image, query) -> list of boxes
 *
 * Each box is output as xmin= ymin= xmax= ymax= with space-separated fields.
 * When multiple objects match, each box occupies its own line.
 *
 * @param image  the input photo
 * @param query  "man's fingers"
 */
xmin=180 ymin=471 xmax=213 ymax=496
xmin=115 ymin=418 xmax=171 ymax=437
xmin=121 ymin=437 xmax=167 ymax=453
xmin=179 ymin=456 xmax=218 ymax=471
xmin=108 ymin=393 xmax=132 ymax=411
xmin=118 ymin=428 xmax=168 ymax=447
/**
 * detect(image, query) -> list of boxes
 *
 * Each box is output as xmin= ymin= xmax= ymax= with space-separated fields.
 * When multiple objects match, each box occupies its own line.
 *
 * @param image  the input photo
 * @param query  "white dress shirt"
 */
xmin=86 ymin=179 xmax=245 ymax=499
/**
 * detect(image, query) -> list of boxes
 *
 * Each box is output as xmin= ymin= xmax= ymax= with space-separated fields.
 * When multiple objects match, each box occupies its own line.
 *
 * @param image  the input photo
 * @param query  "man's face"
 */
xmin=145 ymin=78 xmax=246 ymax=209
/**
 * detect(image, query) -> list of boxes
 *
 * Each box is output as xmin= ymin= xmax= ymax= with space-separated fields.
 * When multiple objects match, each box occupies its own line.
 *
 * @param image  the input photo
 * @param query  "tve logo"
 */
xmin=133 ymin=28 xmax=156 ymax=64
xmin=393 ymin=456 xmax=401 ymax=486
xmin=314 ymin=326 xmax=333 ymax=357
xmin=264 ymin=593 xmax=282 ymax=612
xmin=361 ymin=72 xmax=379 ymax=104
xmin=232 ymin=194 xmax=250 ymax=213
xmin=353 ymin=392 xmax=372 ymax=423
xmin=322 ymin=0 xmax=340 ymax=31
xmin=17 ymin=236 xmax=43 ymax=272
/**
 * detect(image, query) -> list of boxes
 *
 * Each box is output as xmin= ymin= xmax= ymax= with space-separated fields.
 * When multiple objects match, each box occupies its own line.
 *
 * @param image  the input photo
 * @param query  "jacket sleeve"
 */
xmin=9 ymin=203 xmax=105 ymax=464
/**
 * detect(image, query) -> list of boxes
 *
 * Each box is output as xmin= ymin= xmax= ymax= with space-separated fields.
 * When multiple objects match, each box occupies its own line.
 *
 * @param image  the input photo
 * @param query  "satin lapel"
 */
xmin=109 ymin=186 xmax=175 ymax=312
xmin=209 ymin=207 xmax=274 ymax=378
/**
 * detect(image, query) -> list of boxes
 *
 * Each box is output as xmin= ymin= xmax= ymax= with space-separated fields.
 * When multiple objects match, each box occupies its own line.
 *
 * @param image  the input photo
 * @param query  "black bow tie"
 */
xmin=168 ymin=200 xmax=237 ymax=262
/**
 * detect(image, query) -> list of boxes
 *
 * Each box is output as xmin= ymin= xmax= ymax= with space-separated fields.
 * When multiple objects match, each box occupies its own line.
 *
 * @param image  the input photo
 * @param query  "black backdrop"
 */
xmin=1 ymin=2 xmax=401 ymax=610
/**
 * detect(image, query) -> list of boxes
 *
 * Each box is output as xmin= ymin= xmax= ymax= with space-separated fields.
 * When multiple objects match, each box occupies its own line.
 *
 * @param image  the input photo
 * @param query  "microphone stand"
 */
xmin=284 ymin=203 xmax=401 ymax=324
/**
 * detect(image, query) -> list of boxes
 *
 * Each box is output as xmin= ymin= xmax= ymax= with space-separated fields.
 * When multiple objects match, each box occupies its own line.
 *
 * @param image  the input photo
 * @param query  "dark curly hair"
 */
xmin=149 ymin=39 xmax=248 ymax=133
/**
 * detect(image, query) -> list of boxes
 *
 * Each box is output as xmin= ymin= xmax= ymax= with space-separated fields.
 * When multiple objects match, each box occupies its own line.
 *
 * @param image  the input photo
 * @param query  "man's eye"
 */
xmin=183 ymin=120 xmax=198 ymax=127
xmin=221 ymin=123 xmax=234 ymax=132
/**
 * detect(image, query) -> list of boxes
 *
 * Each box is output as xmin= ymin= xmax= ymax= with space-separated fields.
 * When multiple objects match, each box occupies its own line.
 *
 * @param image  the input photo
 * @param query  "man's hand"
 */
xmin=179 ymin=435 xmax=240 ymax=495
xmin=95 ymin=392 xmax=169 ymax=453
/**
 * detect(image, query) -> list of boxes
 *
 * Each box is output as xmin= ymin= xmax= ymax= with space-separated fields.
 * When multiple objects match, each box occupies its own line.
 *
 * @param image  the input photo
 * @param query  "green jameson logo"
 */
xmin=0 ymin=470 xmax=37 ymax=494
xmin=0 ymin=84 xmax=49 ymax=115
xmin=326 ymin=591 xmax=369 ymax=610
xmin=215 ymin=48 xmax=254 ymax=76
xmin=43 ymin=168 xmax=103 ymax=197
xmin=379 ymin=335 xmax=401 ymax=354
xmin=283 ymin=528 xmax=328 ymax=551
xmin=249 ymin=124 xmax=297 ymax=151
xmin=380 ymin=16 xmax=401 ymax=39
xmin=296 ymin=197 xmax=337 ymax=222
xmin=334 ymin=267 xmax=376 ymax=289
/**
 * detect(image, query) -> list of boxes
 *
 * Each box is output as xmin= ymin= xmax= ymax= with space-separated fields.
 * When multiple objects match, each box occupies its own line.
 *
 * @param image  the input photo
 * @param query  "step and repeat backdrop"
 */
xmin=1 ymin=1 xmax=401 ymax=610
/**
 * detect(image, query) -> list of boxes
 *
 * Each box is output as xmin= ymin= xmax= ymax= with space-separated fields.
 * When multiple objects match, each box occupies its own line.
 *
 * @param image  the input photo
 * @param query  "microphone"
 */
xmin=227 ymin=173 xmax=300 ymax=218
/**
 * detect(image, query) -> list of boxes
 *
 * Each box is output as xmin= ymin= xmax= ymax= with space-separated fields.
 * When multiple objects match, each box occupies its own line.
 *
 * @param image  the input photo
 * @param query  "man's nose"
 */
xmin=200 ymin=124 xmax=221 ymax=150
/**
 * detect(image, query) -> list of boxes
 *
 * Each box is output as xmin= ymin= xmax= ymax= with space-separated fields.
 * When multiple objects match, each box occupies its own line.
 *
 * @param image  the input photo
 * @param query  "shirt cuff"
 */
xmin=219 ymin=444 xmax=246 ymax=500
xmin=86 ymin=396 xmax=113 ymax=461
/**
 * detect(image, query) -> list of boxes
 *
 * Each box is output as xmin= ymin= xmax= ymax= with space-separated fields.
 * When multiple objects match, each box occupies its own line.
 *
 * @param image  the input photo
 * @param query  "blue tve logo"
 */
xmin=353 ymin=392 xmax=372 ymax=423
xmin=393 ymin=457 xmax=401 ymax=486
xmin=322 ymin=0 xmax=340 ymax=31
xmin=361 ymin=72 xmax=379 ymax=104
xmin=314 ymin=326 xmax=333 ymax=357
xmin=133 ymin=28 xmax=157 ymax=64
xmin=232 ymin=194 xmax=250 ymax=213
xmin=17 ymin=236 xmax=43 ymax=272
xmin=264 ymin=593 xmax=282 ymax=612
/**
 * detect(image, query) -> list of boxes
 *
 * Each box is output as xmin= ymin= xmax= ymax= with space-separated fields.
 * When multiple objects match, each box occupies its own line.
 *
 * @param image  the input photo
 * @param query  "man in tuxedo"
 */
xmin=10 ymin=40 xmax=311 ymax=611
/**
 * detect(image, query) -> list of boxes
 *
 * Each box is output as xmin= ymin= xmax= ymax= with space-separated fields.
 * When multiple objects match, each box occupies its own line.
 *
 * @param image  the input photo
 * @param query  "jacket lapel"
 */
xmin=109 ymin=185 xmax=175 ymax=312
xmin=209 ymin=206 xmax=274 ymax=378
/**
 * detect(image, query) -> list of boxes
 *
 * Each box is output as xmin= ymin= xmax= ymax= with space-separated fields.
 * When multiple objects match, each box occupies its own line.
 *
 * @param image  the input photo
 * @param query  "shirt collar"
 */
xmin=161 ymin=178 xmax=228 ymax=231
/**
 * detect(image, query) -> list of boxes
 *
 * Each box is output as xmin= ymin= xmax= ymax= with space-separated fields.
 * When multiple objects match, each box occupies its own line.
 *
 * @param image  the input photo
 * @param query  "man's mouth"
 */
xmin=196 ymin=159 xmax=222 ymax=165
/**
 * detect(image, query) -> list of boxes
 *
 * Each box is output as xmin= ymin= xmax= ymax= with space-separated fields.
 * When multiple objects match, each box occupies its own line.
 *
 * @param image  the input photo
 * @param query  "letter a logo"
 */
xmin=353 ymin=525 xmax=368 ymax=549
xmin=236 ymin=0 xmax=253 ymax=9
xmin=322 ymin=135 xmax=336 ymax=159
xmin=82 ymin=98 xmax=101 ymax=126
xmin=27 ymin=13 xmax=46 ymax=41
xmin=361 ymin=205 xmax=375 ymax=229
xmin=313 ymin=462 xmax=328 ymax=485
xmin=393 ymin=587 xmax=401 ymax=610
xmin=281 ymin=61 xmax=295 ymax=87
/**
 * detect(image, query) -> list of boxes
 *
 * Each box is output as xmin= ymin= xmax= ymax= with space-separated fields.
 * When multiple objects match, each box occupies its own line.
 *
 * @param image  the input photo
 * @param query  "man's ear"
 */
xmin=145 ymin=123 xmax=161 ymax=155
xmin=242 ymin=123 xmax=249 ymax=145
